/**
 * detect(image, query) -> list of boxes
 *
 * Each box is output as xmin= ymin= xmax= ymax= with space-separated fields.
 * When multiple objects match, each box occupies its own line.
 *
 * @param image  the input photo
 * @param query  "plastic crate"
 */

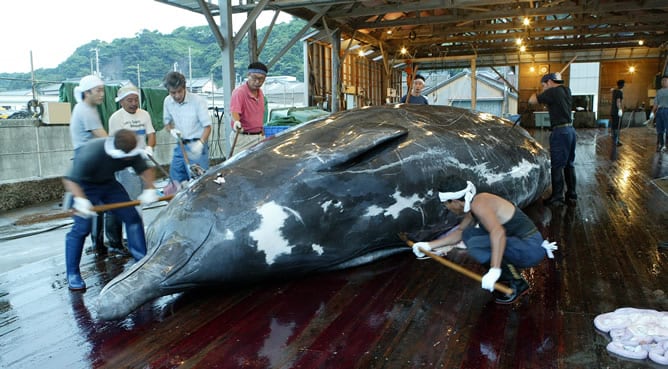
xmin=264 ymin=125 xmax=291 ymax=138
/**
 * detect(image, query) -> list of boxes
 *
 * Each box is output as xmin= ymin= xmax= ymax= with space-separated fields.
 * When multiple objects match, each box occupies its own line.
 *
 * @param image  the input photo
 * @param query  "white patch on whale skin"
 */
xmin=250 ymin=201 xmax=313 ymax=265
xmin=223 ymin=229 xmax=235 ymax=240
xmin=312 ymin=244 xmax=324 ymax=255
xmin=481 ymin=158 xmax=539 ymax=184
xmin=364 ymin=188 xmax=423 ymax=219
xmin=321 ymin=199 xmax=343 ymax=213
xmin=250 ymin=202 xmax=293 ymax=265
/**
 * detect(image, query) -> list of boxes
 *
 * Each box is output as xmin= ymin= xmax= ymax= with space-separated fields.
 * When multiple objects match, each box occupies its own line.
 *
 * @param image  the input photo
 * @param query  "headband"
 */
xmin=104 ymin=137 xmax=143 ymax=159
xmin=248 ymin=68 xmax=267 ymax=75
xmin=438 ymin=181 xmax=477 ymax=212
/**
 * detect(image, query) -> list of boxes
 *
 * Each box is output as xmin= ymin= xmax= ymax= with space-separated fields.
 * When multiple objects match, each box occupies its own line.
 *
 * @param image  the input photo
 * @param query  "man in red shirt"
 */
xmin=230 ymin=62 xmax=268 ymax=154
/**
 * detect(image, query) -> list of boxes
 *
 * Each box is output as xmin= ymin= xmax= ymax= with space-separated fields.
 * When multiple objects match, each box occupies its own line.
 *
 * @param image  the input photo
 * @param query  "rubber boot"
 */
xmin=65 ymin=239 xmax=86 ymax=291
xmin=104 ymin=212 xmax=127 ymax=255
xmin=658 ymin=133 xmax=665 ymax=152
xmin=543 ymin=168 xmax=565 ymax=206
xmin=125 ymin=221 xmax=147 ymax=262
xmin=90 ymin=213 xmax=105 ymax=253
xmin=564 ymin=166 xmax=577 ymax=204
xmin=494 ymin=263 xmax=529 ymax=304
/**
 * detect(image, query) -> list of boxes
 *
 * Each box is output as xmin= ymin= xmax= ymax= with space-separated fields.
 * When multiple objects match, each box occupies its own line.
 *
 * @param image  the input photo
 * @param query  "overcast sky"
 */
xmin=1 ymin=0 xmax=291 ymax=73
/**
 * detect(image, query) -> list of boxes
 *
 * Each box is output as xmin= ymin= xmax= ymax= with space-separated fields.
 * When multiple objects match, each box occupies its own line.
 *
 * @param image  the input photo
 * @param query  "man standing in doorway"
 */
xmin=529 ymin=72 xmax=577 ymax=206
xmin=611 ymin=79 xmax=625 ymax=146
xmin=230 ymin=62 xmax=268 ymax=154
xmin=400 ymin=74 xmax=428 ymax=104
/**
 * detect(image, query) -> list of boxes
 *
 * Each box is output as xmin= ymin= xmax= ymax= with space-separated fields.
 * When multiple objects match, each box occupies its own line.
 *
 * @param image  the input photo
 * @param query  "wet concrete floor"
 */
xmin=1 ymin=126 xmax=667 ymax=368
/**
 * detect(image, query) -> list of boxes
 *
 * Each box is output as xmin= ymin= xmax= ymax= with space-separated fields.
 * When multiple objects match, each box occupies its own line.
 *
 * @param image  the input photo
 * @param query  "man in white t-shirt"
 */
xmin=109 ymin=84 xmax=156 ymax=154
xmin=107 ymin=84 xmax=156 ymax=248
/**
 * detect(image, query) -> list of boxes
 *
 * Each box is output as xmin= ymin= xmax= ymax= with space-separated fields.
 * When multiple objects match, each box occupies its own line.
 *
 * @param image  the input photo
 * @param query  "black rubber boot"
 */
xmin=494 ymin=264 xmax=529 ymax=304
xmin=104 ymin=212 xmax=127 ymax=255
xmin=543 ymin=168 xmax=565 ymax=206
xmin=90 ymin=213 xmax=105 ymax=252
xmin=564 ymin=166 xmax=577 ymax=205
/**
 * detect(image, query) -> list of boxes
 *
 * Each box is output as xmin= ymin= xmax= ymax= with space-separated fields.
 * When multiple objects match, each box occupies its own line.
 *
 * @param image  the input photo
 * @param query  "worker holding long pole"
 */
xmin=408 ymin=176 xmax=557 ymax=305
xmin=62 ymin=129 xmax=159 ymax=291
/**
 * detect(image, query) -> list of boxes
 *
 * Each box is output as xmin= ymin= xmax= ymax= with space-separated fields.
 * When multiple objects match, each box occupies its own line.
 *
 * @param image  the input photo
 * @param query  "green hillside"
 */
xmin=0 ymin=19 xmax=307 ymax=91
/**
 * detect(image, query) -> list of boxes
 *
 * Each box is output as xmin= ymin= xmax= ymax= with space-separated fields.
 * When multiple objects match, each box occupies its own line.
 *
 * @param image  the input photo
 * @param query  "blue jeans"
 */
xmin=462 ymin=226 xmax=546 ymax=268
xmin=65 ymin=181 xmax=147 ymax=277
xmin=169 ymin=142 xmax=209 ymax=183
xmin=656 ymin=108 xmax=668 ymax=147
xmin=549 ymin=126 xmax=576 ymax=169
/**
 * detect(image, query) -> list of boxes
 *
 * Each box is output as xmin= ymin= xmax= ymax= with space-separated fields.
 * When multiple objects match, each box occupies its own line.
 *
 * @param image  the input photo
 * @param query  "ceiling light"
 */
xmin=516 ymin=38 xmax=523 ymax=45
xmin=520 ymin=45 xmax=526 ymax=52
xmin=638 ymin=40 xmax=644 ymax=46
xmin=523 ymin=17 xmax=530 ymax=26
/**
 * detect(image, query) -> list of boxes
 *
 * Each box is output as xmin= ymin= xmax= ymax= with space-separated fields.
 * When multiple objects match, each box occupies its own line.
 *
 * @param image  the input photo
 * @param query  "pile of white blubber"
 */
xmin=594 ymin=307 xmax=668 ymax=365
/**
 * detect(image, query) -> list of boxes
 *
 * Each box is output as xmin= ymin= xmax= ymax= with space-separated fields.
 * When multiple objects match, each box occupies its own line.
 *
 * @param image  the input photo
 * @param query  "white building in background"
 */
xmin=425 ymin=69 xmax=518 ymax=117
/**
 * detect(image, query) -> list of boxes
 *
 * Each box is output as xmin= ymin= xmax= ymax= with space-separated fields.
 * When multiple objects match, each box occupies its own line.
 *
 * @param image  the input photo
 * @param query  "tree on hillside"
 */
xmin=0 ymin=19 xmax=308 ymax=92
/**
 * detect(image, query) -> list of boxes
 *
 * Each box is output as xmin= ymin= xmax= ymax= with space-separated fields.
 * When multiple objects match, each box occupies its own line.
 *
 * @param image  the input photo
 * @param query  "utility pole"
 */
xmin=90 ymin=48 xmax=100 ymax=77
xmin=188 ymin=47 xmax=192 ymax=92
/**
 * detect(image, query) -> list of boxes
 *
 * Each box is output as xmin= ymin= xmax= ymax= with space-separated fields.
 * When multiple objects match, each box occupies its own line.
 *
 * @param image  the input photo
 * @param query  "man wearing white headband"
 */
xmin=412 ymin=177 xmax=557 ymax=304
xmin=230 ymin=62 xmax=269 ymax=153
xmin=61 ymin=129 xmax=158 ymax=291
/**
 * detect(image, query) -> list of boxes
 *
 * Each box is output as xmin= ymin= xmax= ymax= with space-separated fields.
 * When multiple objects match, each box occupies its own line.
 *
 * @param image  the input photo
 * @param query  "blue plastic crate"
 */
xmin=264 ymin=125 xmax=291 ymax=137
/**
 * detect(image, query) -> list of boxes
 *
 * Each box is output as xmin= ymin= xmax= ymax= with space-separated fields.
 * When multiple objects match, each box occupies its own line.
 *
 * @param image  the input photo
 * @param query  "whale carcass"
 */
xmin=97 ymin=104 xmax=550 ymax=320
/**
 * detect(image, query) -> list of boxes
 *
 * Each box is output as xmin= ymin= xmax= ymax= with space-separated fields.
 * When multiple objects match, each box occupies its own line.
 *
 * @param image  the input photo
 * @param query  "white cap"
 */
xmin=115 ymin=84 xmax=140 ymax=102
xmin=74 ymin=75 xmax=104 ymax=103
xmin=78 ymin=75 xmax=104 ymax=91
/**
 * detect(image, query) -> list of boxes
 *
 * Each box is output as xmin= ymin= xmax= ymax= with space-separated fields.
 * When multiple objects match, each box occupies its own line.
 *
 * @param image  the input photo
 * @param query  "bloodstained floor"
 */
xmin=1 ymin=126 xmax=667 ymax=369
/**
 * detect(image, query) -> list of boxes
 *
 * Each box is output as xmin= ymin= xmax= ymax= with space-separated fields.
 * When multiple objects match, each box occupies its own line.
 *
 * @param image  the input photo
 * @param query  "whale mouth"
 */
xmin=96 ymin=239 xmax=194 ymax=320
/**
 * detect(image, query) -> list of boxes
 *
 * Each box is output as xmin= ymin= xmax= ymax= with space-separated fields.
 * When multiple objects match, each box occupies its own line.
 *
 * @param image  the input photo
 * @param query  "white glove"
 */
xmin=170 ymin=128 xmax=182 ymax=139
xmin=541 ymin=240 xmax=558 ymax=259
xmin=189 ymin=140 xmax=203 ymax=158
xmin=649 ymin=112 xmax=655 ymax=120
xmin=481 ymin=267 xmax=502 ymax=292
xmin=138 ymin=189 xmax=159 ymax=205
xmin=412 ymin=242 xmax=431 ymax=258
xmin=144 ymin=146 xmax=154 ymax=157
xmin=72 ymin=197 xmax=96 ymax=218
xmin=617 ymin=109 xmax=623 ymax=117
xmin=233 ymin=120 xmax=242 ymax=131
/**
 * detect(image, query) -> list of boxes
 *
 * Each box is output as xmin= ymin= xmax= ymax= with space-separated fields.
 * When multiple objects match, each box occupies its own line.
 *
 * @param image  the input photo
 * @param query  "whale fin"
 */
xmin=316 ymin=125 xmax=408 ymax=171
